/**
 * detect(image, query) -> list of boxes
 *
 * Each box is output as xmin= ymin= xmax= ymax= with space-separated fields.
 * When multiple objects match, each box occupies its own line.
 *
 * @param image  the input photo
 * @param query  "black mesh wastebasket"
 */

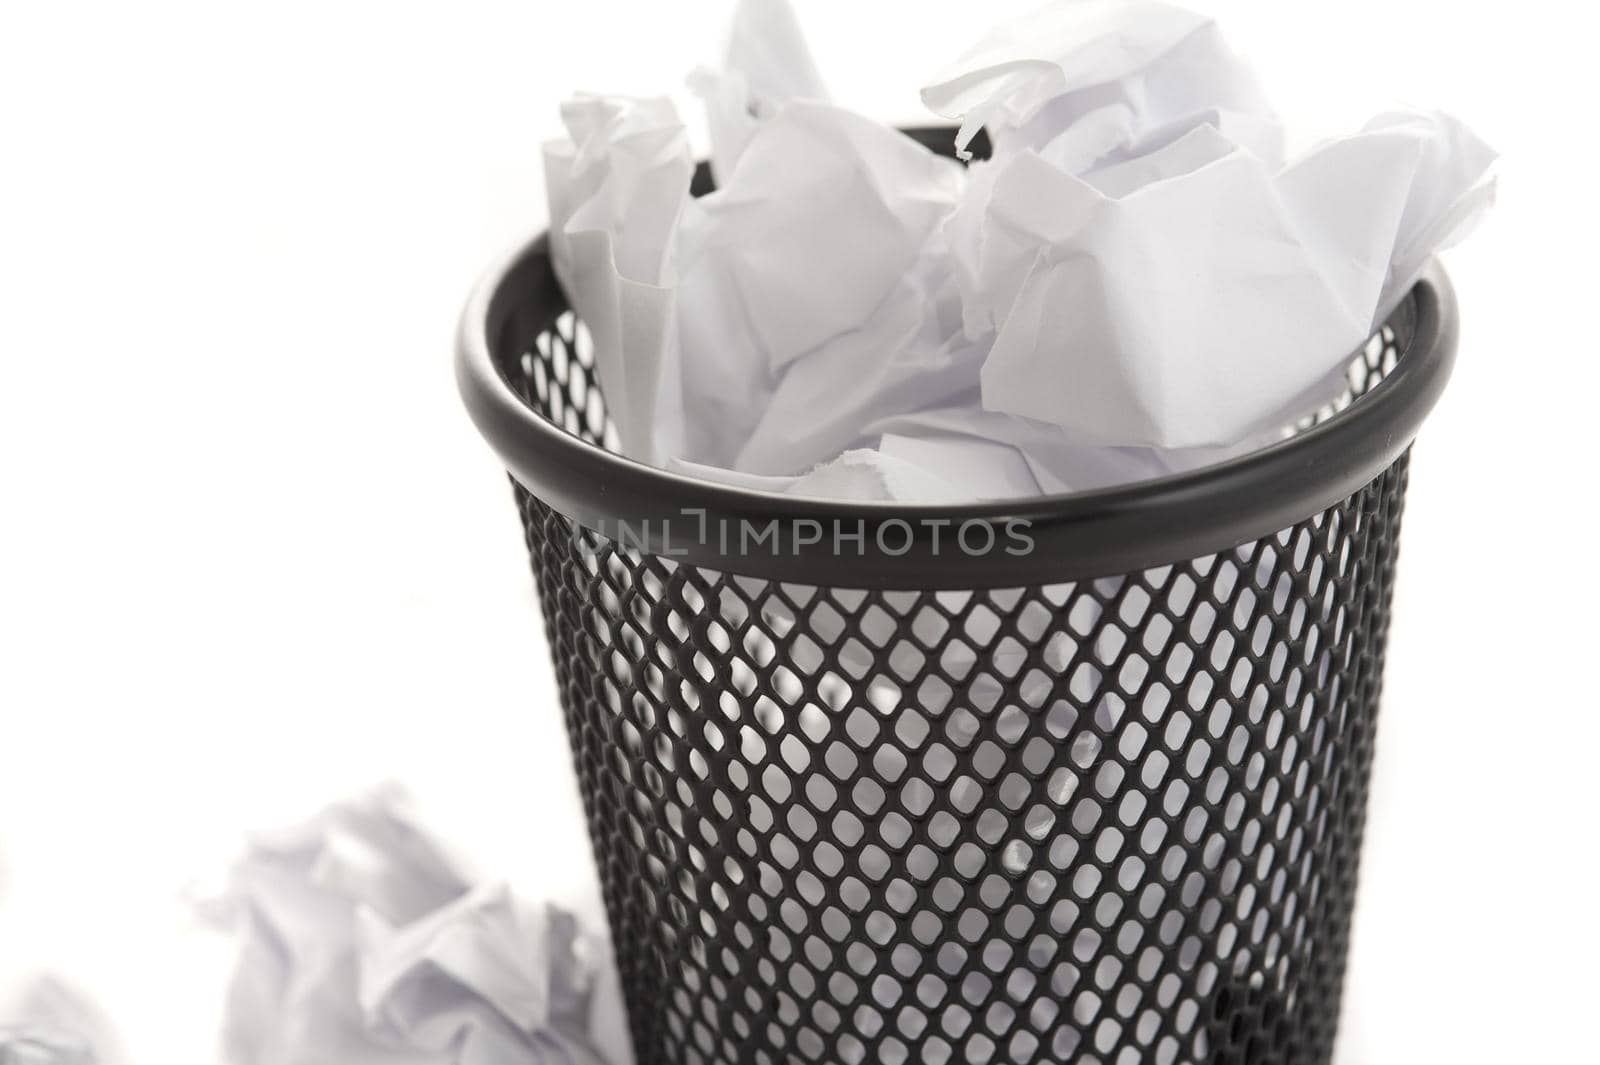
xmin=456 ymin=129 xmax=1458 ymax=1065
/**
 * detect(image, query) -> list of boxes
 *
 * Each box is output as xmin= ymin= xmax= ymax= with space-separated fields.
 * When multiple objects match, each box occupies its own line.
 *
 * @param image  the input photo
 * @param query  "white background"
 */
xmin=2 ymin=1 xmax=1595 ymax=1061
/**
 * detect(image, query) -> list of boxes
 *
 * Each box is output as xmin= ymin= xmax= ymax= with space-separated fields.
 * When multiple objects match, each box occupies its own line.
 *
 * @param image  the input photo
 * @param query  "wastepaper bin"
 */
xmin=456 ymin=129 xmax=1458 ymax=1065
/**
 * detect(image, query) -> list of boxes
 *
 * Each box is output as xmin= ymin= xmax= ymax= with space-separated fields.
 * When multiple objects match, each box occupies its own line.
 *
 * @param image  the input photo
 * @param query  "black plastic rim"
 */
xmin=456 ymin=135 xmax=1458 ymax=591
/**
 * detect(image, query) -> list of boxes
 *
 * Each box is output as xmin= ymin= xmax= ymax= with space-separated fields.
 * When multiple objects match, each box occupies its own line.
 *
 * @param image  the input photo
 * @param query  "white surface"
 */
xmin=0 ymin=1 xmax=1594 ymax=1062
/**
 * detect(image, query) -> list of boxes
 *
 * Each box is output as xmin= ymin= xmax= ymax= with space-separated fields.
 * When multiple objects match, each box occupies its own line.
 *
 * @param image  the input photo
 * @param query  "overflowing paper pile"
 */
xmin=545 ymin=0 xmax=1494 ymax=501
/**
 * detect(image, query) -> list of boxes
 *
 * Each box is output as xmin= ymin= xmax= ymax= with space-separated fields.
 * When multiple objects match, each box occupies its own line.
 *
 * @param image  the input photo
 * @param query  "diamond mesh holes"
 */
xmin=505 ymin=318 xmax=1408 ymax=1065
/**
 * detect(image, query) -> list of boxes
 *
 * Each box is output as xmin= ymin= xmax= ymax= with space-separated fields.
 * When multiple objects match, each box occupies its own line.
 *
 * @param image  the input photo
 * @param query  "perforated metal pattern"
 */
xmin=505 ymin=317 xmax=1409 ymax=1065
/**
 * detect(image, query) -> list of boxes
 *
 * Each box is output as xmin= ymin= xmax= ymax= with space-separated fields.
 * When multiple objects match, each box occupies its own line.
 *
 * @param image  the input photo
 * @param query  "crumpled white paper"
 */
xmin=676 ymin=101 xmax=967 ymax=468
xmin=688 ymin=0 xmax=830 ymax=185
xmin=0 ymin=978 xmax=126 ymax=1065
xmin=544 ymin=95 xmax=693 ymax=466
xmin=927 ymin=1 xmax=1285 ymax=347
xmin=540 ymin=0 xmax=1495 ymax=498
xmin=921 ymin=0 xmax=1494 ymax=450
xmin=202 ymin=786 xmax=630 ymax=1065
xmin=919 ymin=0 xmax=1275 ymax=164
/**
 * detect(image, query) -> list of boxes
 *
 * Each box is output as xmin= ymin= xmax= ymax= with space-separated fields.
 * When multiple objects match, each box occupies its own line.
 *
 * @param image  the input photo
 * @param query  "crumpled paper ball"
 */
xmin=0 ymin=978 xmax=126 ymax=1065
xmin=202 ymin=786 xmax=631 ymax=1065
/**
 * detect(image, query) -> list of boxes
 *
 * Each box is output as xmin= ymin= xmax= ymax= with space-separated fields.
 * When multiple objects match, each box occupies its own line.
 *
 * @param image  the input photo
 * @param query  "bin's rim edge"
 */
xmin=456 ymin=234 xmax=1457 ymax=590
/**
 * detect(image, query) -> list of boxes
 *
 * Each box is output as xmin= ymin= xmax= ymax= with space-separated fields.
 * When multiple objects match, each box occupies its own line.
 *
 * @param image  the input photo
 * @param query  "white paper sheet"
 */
xmin=689 ymin=102 xmax=965 ymax=376
xmin=970 ymin=108 xmax=1494 ymax=448
xmin=672 ymin=419 xmax=1043 ymax=502
xmin=919 ymin=0 xmax=1274 ymax=163
xmin=670 ymin=448 xmax=979 ymax=503
xmin=672 ymin=101 xmax=966 ymax=468
xmin=862 ymin=404 xmax=1210 ymax=493
xmin=729 ymin=241 xmax=984 ymax=476
xmin=688 ymin=0 xmax=829 ymax=184
xmin=1365 ymin=109 xmax=1500 ymax=315
xmin=203 ymin=787 xmax=630 ymax=1065
xmin=544 ymin=95 xmax=693 ymax=465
